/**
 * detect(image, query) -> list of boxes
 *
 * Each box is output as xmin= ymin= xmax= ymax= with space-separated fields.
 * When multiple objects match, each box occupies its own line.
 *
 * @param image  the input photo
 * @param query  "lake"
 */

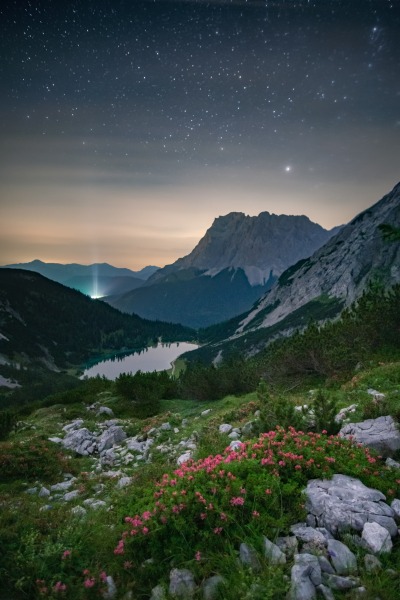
xmin=81 ymin=342 xmax=199 ymax=380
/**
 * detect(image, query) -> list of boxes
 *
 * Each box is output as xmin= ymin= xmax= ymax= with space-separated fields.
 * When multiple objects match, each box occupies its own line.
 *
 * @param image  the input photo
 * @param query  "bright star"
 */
xmin=285 ymin=166 xmax=291 ymax=172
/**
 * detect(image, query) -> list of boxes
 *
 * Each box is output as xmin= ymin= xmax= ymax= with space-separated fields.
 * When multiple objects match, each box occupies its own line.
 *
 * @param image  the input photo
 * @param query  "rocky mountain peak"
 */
xmin=161 ymin=211 xmax=337 ymax=286
xmin=237 ymin=181 xmax=400 ymax=333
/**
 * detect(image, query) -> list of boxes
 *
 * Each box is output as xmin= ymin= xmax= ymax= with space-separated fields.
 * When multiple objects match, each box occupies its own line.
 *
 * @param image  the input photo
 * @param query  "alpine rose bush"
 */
xmin=113 ymin=427 xmax=399 ymax=573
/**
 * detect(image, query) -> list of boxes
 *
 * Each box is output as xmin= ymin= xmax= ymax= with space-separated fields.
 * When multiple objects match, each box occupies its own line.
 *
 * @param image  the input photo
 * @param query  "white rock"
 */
xmin=71 ymin=506 xmax=87 ymax=517
xmin=116 ymin=477 xmax=132 ymax=489
xmin=391 ymin=499 xmax=400 ymax=519
xmin=63 ymin=490 xmax=80 ymax=501
xmin=219 ymin=423 xmax=233 ymax=434
xmin=177 ymin=452 xmax=192 ymax=465
xmin=362 ymin=522 xmax=393 ymax=554
xmin=201 ymin=409 xmax=212 ymax=416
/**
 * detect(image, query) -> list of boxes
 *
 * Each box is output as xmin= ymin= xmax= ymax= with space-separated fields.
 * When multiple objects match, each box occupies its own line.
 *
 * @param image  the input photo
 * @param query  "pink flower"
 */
xmin=99 ymin=571 xmax=107 ymax=583
xmin=61 ymin=550 xmax=71 ymax=560
xmin=195 ymin=551 xmax=202 ymax=561
xmin=230 ymin=496 xmax=245 ymax=506
xmin=83 ymin=578 xmax=95 ymax=588
xmin=252 ymin=510 xmax=260 ymax=518
xmin=53 ymin=581 xmax=67 ymax=592
xmin=213 ymin=527 xmax=223 ymax=534
xmin=114 ymin=539 xmax=125 ymax=555
xmin=265 ymin=488 xmax=272 ymax=495
xmin=124 ymin=561 xmax=133 ymax=569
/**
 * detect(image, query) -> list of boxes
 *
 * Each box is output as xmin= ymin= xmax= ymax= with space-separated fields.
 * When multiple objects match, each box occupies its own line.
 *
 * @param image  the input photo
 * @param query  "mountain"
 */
xmin=2 ymin=260 xmax=159 ymax=297
xmin=0 ymin=269 xmax=194 ymax=386
xmin=193 ymin=181 xmax=400 ymax=361
xmin=107 ymin=213 xmax=338 ymax=328
xmin=151 ymin=212 xmax=340 ymax=285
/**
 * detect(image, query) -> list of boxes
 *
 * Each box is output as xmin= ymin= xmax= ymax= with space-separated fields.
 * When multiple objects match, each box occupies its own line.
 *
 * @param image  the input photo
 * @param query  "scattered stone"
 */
xmin=353 ymin=587 xmax=367 ymax=597
xmin=391 ymin=499 xmax=400 ymax=519
xmin=239 ymin=543 xmax=261 ymax=572
xmin=39 ymin=504 xmax=53 ymax=511
xmin=219 ymin=423 xmax=233 ymax=434
xmin=291 ymin=524 xmax=327 ymax=548
xmin=263 ymin=536 xmax=286 ymax=564
xmin=101 ymin=575 xmax=117 ymax=599
xmin=62 ymin=419 xmax=84 ymax=432
xmin=202 ymin=575 xmax=226 ymax=600
xmin=51 ymin=480 xmax=75 ymax=492
xmin=327 ymin=539 xmax=357 ymax=575
xmin=150 ymin=585 xmax=167 ymax=600
xmin=160 ymin=422 xmax=172 ymax=431
xmin=174 ymin=428 xmax=180 ymax=434
xmin=339 ymin=415 xmax=400 ymax=456
xmin=181 ymin=419 xmax=188 ymax=426
xmin=295 ymin=554 xmax=322 ymax=587
xmin=241 ymin=421 xmax=255 ymax=436
xmin=97 ymin=406 xmax=114 ymax=416
xmin=289 ymin=553 xmax=321 ymax=600
xmin=63 ymin=490 xmax=80 ymax=502
xmin=71 ymin=506 xmax=87 ymax=517
xmin=361 ymin=522 xmax=393 ymax=554
xmin=276 ymin=535 xmax=298 ymax=558
xmin=322 ymin=574 xmax=359 ymax=590
xmin=228 ymin=431 xmax=240 ymax=440
xmin=201 ymin=409 xmax=211 ymax=416
xmin=83 ymin=498 xmax=107 ymax=510
xmin=229 ymin=440 xmax=243 ymax=451
xmin=305 ymin=474 xmax=397 ymax=537
xmin=38 ymin=486 xmax=50 ymax=498
xmin=386 ymin=457 xmax=400 ymax=469
xmin=334 ymin=404 xmax=358 ymax=424
xmin=367 ymin=388 xmax=386 ymax=401
xmin=98 ymin=425 xmax=126 ymax=453
xmin=177 ymin=452 xmax=192 ymax=465
xmin=116 ymin=477 xmax=132 ymax=489
xmin=364 ymin=554 xmax=382 ymax=572
xmin=62 ymin=428 xmax=96 ymax=456
xmin=48 ymin=436 xmax=63 ymax=444
xmin=169 ymin=568 xmax=196 ymax=599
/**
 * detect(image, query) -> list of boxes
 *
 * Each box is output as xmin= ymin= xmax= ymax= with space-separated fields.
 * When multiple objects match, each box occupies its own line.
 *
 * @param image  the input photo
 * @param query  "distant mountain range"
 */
xmin=107 ymin=213 xmax=340 ymax=328
xmin=191 ymin=181 xmax=400 ymax=362
xmin=2 ymin=260 xmax=159 ymax=298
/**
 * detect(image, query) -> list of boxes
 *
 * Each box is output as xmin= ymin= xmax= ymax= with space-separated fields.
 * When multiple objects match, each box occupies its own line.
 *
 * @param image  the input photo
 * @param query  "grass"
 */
xmin=0 ymin=361 xmax=400 ymax=598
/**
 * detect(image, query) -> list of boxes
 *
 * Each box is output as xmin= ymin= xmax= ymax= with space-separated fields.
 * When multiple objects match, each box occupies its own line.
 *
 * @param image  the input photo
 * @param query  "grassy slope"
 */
xmin=1 ymin=360 xmax=400 ymax=599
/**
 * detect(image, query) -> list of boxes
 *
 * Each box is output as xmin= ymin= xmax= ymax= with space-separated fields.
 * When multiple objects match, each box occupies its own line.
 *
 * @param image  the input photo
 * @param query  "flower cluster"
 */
xmin=113 ymin=427 xmax=397 ymax=563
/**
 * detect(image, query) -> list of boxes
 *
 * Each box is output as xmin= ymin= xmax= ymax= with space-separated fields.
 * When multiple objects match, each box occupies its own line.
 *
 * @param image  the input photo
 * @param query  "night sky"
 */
xmin=1 ymin=0 xmax=399 ymax=269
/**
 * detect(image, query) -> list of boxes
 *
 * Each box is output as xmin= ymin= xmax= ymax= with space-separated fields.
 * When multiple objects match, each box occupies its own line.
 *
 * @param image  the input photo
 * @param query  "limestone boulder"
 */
xmin=339 ymin=415 xmax=400 ymax=456
xmin=305 ymin=474 xmax=397 ymax=537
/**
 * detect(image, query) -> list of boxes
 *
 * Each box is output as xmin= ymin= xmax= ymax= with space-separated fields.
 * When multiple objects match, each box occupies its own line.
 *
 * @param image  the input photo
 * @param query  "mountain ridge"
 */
xmin=107 ymin=211 xmax=339 ymax=327
xmin=189 ymin=181 xmax=400 ymax=362
xmin=2 ymin=260 xmax=160 ymax=298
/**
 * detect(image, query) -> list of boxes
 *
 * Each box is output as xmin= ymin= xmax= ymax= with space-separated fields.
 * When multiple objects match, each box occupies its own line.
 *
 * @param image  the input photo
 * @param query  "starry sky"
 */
xmin=1 ymin=0 xmax=399 ymax=270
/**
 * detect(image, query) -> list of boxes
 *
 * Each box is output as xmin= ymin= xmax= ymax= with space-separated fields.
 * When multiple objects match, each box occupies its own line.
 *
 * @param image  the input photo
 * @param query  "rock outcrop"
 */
xmin=339 ymin=415 xmax=400 ymax=457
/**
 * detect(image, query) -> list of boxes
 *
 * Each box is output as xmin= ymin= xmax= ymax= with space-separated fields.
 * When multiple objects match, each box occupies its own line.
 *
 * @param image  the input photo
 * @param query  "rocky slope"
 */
xmin=107 ymin=213 xmax=339 ymax=328
xmin=236 ymin=181 xmax=400 ymax=335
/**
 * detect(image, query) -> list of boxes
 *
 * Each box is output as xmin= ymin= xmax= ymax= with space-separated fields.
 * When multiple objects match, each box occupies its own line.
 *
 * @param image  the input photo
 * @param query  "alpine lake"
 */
xmin=81 ymin=342 xmax=199 ymax=380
